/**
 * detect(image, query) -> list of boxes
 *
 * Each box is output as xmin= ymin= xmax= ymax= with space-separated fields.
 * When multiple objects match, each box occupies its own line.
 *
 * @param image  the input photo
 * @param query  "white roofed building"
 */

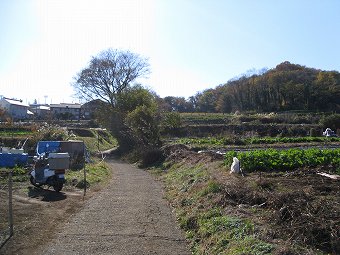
xmin=29 ymin=104 xmax=51 ymax=119
xmin=0 ymin=97 xmax=32 ymax=120
xmin=49 ymin=103 xmax=81 ymax=120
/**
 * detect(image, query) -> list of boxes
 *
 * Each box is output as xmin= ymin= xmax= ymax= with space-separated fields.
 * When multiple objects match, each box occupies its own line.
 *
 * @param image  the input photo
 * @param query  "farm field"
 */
xmin=174 ymin=136 xmax=340 ymax=148
xmin=1 ymin=112 xmax=339 ymax=254
xmin=225 ymin=148 xmax=340 ymax=173
xmin=157 ymin=145 xmax=340 ymax=255
xmin=162 ymin=112 xmax=340 ymax=152
xmin=179 ymin=112 xmax=326 ymax=125
xmin=0 ymin=130 xmax=32 ymax=138
xmin=157 ymin=112 xmax=340 ymax=254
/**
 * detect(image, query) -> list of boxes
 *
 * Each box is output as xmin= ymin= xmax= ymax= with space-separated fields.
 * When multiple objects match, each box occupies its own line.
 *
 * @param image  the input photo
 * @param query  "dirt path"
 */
xmin=36 ymin=160 xmax=190 ymax=255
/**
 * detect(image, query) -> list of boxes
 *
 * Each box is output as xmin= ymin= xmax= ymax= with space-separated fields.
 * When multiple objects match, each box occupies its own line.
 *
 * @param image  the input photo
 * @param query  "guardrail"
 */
xmin=0 ymin=169 xmax=13 ymax=249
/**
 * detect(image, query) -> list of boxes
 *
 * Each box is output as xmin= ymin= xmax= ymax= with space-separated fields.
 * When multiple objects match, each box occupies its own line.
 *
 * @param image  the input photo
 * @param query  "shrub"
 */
xmin=198 ymin=180 xmax=221 ymax=197
xmin=139 ymin=148 xmax=164 ymax=167
xmin=34 ymin=124 xmax=69 ymax=141
xmin=162 ymin=112 xmax=182 ymax=129
xmin=319 ymin=114 xmax=340 ymax=130
xmin=68 ymin=128 xmax=94 ymax=137
xmin=309 ymin=128 xmax=319 ymax=137
xmin=126 ymin=104 xmax=161 ymax=148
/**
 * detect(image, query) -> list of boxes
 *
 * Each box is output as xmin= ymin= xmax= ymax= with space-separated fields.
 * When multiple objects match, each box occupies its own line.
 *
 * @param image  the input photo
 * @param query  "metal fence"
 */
xmin=0 ymin=169 xmax=13 ymax=249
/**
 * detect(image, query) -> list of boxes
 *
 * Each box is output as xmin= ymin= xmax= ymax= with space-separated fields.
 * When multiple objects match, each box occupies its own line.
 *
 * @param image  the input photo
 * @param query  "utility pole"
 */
xmin=97 ymin=131 xmax=100 ymax=152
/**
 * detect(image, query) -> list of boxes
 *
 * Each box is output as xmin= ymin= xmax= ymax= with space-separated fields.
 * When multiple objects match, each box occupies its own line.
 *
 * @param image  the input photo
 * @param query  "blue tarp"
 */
xmin=37 ymin=141 xmax=85 ymax=169
xmin=36 ymin=141 xmax=61 ymax=155
xmin=0 ymin=153 xmax=29 ymax=168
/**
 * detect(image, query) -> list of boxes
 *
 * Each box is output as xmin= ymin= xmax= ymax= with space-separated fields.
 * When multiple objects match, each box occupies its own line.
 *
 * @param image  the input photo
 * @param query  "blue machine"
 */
xmin=36 ymin=141 xmax=61 ymax=155
xmin=0 ymin=153 xmax=28 ymax=168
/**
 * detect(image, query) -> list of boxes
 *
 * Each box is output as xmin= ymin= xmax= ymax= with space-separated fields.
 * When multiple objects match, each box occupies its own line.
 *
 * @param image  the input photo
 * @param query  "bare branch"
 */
xmin=72 ymin=49 xmax=150 ymax=108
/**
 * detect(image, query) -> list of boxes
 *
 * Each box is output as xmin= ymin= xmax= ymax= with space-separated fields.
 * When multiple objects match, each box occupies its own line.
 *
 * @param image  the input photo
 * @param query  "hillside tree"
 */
xmin=73 ymin=49 xmax=160 ymax=151
xmin=73 ymin=48 xmax=150 ymax=109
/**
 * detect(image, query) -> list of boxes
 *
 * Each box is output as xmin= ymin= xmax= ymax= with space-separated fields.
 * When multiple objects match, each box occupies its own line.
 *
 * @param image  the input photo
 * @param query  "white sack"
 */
xmin=230 ymin=157 xmax=241 ymax=174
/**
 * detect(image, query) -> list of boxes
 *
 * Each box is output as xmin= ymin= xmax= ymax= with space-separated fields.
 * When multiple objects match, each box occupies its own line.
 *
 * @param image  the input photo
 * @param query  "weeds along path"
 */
xmin=37 ymin=160 xmax=190 ymax=255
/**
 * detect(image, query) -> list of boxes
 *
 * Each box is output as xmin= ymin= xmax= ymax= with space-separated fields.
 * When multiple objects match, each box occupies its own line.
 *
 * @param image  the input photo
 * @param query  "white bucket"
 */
xmin=1 ymin=147 xmax=10 ymax=153
xmin=10 ymin=148 xmax=24 ymax=154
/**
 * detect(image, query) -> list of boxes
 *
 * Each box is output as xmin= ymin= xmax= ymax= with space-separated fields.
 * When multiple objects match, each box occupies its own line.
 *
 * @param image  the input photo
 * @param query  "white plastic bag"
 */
xmin=230 ymin=157 xmax=240 ymax=174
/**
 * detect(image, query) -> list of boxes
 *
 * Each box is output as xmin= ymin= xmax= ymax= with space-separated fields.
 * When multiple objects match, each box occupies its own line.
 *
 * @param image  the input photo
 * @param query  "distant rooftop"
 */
xmin=1 ymin=97 xmax=28 ymax=107
xmin=32 ymin=105 xmax=50 ymax=110
xmin=49 ymin=103 xmax=81 ymax=109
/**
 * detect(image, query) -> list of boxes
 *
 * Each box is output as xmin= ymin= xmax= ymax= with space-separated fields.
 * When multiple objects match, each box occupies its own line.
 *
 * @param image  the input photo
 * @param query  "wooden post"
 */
xmin=8 ymin=169 xmax=13 ymax=237
xmin=83 ymin=161 xmax=86 ymax=197
xmin=83 ymin=143 xmax=86 ymax=197
xmin=97 ymin=131 xmax=100 ymax=152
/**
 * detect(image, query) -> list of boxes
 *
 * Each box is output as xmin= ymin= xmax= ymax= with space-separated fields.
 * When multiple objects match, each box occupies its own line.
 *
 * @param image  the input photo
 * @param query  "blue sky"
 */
xmin=1 ymin=0 xmax=340 ymax=104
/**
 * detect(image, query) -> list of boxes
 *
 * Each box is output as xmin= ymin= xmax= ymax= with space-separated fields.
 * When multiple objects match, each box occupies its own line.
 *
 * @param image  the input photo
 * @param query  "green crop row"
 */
xmin=177 ymin=136 xmax=340 ymax=147
xmin=178 ymin=137 xmax=226 ymax=146
xmin=247 ymin=136 xmax=340 ymax=144
xmin=0 ymin=130 xmax=33 ymax=136
xmin=224 ymin=148 xmax=340 ymax=172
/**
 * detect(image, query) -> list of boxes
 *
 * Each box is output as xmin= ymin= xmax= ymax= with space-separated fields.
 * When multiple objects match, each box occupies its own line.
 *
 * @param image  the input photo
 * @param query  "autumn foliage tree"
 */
xmin=155 ymin=62 xmax=340 ymax=114
xmin=0 ymin=108 xmax=11 ymax=123
xmin=184 ymin=62 xmax=340 ymax=113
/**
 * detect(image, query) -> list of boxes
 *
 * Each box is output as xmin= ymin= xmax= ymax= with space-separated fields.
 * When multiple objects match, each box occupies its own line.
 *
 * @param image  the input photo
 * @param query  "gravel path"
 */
xmin=38 ymin=160 xmax=190 ymax=255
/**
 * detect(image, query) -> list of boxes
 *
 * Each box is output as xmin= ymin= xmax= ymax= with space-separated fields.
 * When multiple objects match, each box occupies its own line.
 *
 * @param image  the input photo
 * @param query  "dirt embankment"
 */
xmin=162 ymin=144 xmax=340 ymax=254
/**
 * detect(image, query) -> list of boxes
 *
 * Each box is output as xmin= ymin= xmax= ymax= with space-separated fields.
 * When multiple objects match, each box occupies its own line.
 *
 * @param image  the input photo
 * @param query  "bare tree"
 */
xmin=73 ymin=49 xmax=150 ymax=108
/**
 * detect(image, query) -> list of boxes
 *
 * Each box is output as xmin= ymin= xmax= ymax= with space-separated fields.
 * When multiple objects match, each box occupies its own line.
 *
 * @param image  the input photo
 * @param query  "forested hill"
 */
xmin=160 ymin=61 xmax=340 ymax=113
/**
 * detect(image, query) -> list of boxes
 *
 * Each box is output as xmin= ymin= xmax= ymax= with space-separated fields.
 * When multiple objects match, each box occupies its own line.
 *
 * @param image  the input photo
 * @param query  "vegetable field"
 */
xmin=177 ymin=136 xmax=340 ymax=146
xmin=160 ymin=145 xmax=340 ymax=254
xmin=225 ymin=148 xmax=340 ymax=173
